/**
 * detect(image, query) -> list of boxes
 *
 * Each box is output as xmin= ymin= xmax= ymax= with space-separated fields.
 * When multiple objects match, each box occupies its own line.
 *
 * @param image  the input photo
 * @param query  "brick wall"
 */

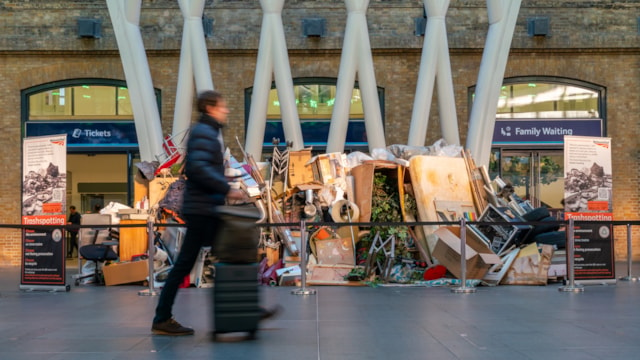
xmin=0 ymin=0 xmax=638 ymax=265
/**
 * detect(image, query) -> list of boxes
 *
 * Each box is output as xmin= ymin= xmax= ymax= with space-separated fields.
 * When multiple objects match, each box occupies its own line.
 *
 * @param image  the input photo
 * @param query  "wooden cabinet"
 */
xmin=118 ymin=220 xmax=148 ymax=261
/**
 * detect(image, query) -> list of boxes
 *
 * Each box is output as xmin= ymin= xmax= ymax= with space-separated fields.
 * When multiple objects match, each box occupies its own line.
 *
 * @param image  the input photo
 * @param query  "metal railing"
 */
xmin=3 ymin=218 xmax=639 ymax=295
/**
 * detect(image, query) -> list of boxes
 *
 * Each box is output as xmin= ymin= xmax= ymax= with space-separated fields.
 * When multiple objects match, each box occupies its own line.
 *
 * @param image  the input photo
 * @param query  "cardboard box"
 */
xmin=433 ymin=226 xmax=501 ymax=280
xmin=103 ymin=259 xmax=149 ymax=286
xmin=307 ymin=152 xmax=346 ymax=185
xmin=288 ymin=149 xmax=314 ymax=187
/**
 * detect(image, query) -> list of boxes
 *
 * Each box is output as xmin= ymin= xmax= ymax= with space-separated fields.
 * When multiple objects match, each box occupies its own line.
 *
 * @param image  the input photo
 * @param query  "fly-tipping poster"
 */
xmin=563 ymin=135 xmax=614 ymax=284
xmin=20 ymin=134 xmax=68 ymax=291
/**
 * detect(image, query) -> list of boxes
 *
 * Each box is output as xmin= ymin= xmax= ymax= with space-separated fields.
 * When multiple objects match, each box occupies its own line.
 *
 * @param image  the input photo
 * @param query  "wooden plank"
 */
xmin=306 ymin=264 xmax=364 ymax=286
xmin=351 ymin=163 xmax=375 ymax=223
xmin=408 ymin=155 xmax=474 ymax=239
xmin=461 ymin=150 xmax=486 ymax=215
xmin=118 ymin=219 xmax=148 ymax=262
xmin=133 ymin=171 xmax=149 ymax=205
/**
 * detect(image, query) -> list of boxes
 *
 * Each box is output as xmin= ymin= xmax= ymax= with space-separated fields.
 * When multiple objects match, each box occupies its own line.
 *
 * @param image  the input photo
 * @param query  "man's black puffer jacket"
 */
xmin=182 ymin=113 xmax=231 ymax=217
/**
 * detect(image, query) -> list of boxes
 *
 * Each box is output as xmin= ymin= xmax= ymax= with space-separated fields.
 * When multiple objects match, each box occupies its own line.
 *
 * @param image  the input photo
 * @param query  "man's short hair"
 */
xmin=69 ymin=205 xmax=76 ymax=210
xmin=197 ymin=90 xmax=224 ymax=113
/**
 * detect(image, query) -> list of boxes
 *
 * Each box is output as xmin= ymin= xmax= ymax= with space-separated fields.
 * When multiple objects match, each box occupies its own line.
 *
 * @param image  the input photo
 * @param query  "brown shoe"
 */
xmin=152 ymin=318 xmax=194 ymax=336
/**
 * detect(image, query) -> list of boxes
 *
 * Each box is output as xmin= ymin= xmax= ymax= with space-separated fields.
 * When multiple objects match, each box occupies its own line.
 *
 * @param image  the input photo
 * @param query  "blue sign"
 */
xmin=492 ymin=119 xmax=603 ymax=145
xmin=26 ymin=122 xmax=138 ymax=149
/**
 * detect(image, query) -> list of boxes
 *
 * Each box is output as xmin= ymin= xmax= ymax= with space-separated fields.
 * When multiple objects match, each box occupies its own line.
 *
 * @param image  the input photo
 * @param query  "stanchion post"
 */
xmin=559 ymin=218 xmax=584 ymax=292
xmin=452 ymin=218 xmax=476 ymax=293
xmin=292 ymin=218 xmax=316 ymax=295
xmin=619 ymin=224 xmax=637 ymax=281
xmin=139 ymin=218 xmax=159 ymax=296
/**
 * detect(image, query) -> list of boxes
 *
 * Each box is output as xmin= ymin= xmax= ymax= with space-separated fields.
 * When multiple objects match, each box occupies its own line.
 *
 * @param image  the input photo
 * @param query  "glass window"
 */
xmin=28 ymin=84 xmax=134 ymax=120
xmin=496 ymin=83 xmax=599 ymax=119
xmin=255 ymin=79 xmax=382 ymax=150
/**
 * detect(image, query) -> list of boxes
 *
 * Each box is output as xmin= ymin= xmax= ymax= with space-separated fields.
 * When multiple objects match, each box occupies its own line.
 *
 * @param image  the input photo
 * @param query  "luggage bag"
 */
xmin=212 ymin=263 xmax=261 ymax=340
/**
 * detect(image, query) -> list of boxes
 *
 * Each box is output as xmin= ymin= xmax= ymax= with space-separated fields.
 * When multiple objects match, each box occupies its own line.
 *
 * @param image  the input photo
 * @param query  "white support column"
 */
xmin=327 ymin=0 xmax=385 ymax=153
xmin=466 ymin=0 xmax=522 ymax=167
xmin=434 ymin=1 xmax=459 ymax=146
xmin=271 ymin=1 xmax=303 ymax=152
xmin=172 ymin=0 xmax=216 ymax=152
xmin=245 ymin=17 xmax=274 ymax=160
xmin=326 ymin=3 xmax=359 ymax=153
xmin=409 ymin=0 xmax=458 ymax=147
xmin=106 ymin=0 xmax=164 ymax=162
xmin=245 ymin=0 xmax=303 ymax=161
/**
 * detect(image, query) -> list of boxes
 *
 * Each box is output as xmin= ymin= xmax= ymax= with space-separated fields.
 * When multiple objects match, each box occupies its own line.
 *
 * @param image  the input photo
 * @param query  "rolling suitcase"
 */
xmin=212 ymin=263 xmax=261 ymax=340
xmin=212 ymin=204 xmax=262 ymax=340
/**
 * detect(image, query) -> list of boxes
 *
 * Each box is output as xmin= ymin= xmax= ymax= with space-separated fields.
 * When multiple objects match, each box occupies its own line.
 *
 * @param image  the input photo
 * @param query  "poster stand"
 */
xmin=20 ymin=135 xmax=69 ymax=292
xmin=19 ymin=284 xmax=69 ymax=292
xmin=563 ymin=135 xmax=615 ymax=286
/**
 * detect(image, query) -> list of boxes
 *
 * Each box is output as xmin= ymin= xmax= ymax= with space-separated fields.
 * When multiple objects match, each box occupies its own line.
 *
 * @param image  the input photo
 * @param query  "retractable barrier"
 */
xmin=3 ymin=218 xmax=639 ymax=294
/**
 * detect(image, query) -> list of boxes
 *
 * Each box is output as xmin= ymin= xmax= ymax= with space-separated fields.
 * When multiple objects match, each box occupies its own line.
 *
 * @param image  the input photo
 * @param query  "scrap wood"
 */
xmin=468 ymin=152 xmax=490 ymax=212
xmin=307 ymin=264 xmax=365 ymax=286
xmin=461 ymin=149 xmax=488 ymax=214
xmin=407 ymin=226 xmax=433 ymax=267
xmin=235 ymin=136 xmax=265 ymax=186
xmin=408 ymin=155 xmax=474 ymax=239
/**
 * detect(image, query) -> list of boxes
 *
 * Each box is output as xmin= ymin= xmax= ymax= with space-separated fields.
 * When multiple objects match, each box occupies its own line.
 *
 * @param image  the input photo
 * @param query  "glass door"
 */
xmin=498 ymin=150 xmax=564 ymax=211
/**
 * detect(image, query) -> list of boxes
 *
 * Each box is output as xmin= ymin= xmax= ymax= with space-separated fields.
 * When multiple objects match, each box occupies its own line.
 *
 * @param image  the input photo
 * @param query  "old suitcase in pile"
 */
xmin=212 ymin=205 xmax=262 ymax=340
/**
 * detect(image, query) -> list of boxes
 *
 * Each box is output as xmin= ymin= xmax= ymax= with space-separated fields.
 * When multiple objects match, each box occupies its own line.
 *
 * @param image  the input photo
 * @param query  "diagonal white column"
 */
xmin=327 ymin=0 xmax=385 ymax=153
xmin=433 ymin=2 xmax=459 ymax=146
xmin=409 ymin=0 xmax=459 ymax=147
xmin=326 ymin=1 xmax=359 ymax=153
xmin=466 ymin=0 xmax=522 ymax=167
xmin=107 ymin=0 xmax=164 ymax=161
xmin=409 ymin=1 xmax=445 ymax=145
xmin=172 ymin=0 xmax=216 ymax=152
xmin=245 ymin=0 xmax=303 ymax=160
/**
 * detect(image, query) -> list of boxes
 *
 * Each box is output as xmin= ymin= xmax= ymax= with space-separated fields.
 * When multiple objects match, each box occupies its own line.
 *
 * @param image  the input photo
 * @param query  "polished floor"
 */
xmin=1 ymin=261 xmax=640 ymax=360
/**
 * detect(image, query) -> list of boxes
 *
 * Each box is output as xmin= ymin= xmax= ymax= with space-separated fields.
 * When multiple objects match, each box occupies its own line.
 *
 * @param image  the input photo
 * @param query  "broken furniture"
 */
xmin=474 ymin=204 xmax=532 ymax=255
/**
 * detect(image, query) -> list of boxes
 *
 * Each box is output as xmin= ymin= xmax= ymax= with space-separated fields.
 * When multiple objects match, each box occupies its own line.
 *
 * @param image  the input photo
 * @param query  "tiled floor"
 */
xmin=1 ymin=261 xmax=640 ymax=360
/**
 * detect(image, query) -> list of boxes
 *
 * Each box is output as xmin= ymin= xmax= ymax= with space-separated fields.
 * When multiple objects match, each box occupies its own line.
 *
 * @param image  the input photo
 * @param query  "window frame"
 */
xmin=244 ymin=77 xmax=385 ymax=154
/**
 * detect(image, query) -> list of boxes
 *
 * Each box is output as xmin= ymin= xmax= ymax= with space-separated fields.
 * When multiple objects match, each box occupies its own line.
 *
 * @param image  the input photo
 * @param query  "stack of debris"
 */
xmin=147 ymin=139 xmax=567 ymax=287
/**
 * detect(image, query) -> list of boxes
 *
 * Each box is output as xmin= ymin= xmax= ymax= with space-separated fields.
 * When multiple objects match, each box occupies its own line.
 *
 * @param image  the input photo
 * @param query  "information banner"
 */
xmin=20 ymin=134 xmax=68 ymax=291
xmin=563 ymin=135 xmax=615 ymax=283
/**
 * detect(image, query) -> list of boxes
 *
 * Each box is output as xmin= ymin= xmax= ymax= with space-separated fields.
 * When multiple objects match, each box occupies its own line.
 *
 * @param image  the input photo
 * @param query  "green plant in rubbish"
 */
xmin=344 ymin=267 xmax=366 ymax=281
xmin=360 ymin=173 xmax=411 ymax=260
xmin=364 ymin=277 xmax=384 ymax=287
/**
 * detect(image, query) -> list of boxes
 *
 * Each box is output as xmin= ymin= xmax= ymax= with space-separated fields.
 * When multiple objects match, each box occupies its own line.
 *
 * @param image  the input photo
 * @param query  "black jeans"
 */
xmin=68 ymin=231 xmax=78 ymax=256
xmin=153 ymin=213 xmax=222 ymax=324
